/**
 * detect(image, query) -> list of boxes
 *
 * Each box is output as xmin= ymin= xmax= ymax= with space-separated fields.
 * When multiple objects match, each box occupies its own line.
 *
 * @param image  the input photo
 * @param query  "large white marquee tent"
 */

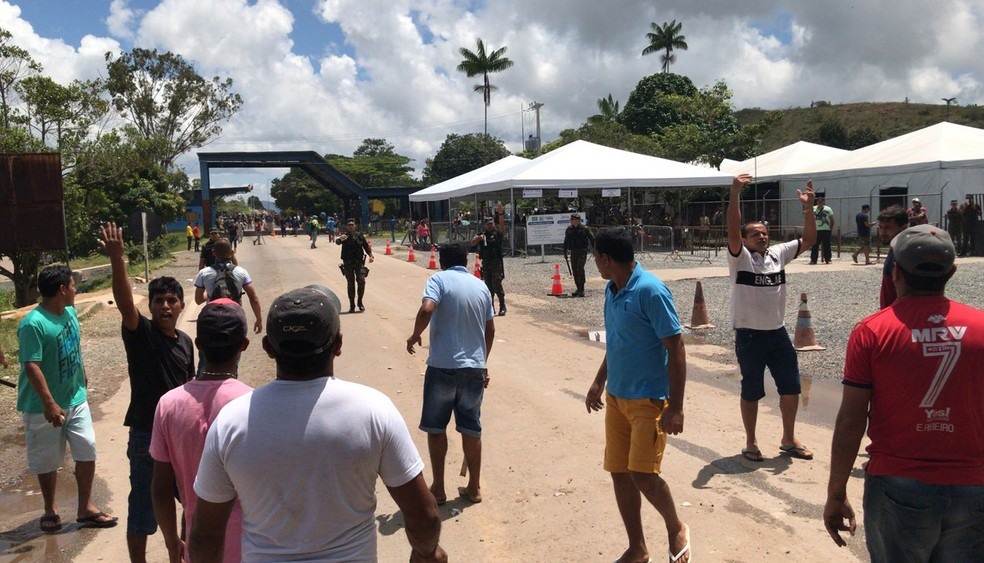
xmin=777 ymin=122 xmax=984 ymax=232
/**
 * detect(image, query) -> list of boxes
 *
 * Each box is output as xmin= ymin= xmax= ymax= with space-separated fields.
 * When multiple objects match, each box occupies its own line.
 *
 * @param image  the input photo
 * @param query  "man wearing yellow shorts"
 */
xmin=585 ymin=227 xmax=691 ymax=563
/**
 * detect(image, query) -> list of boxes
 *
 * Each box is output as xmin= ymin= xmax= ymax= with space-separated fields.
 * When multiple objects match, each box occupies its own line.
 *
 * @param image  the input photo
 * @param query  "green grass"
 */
xmin=70 ymin=232 xmax=187 ymax=270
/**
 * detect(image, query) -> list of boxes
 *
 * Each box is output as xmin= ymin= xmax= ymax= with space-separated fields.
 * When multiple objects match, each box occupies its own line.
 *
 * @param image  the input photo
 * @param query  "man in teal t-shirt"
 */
xmin=17 ymin=265 xmax=117 ymax=532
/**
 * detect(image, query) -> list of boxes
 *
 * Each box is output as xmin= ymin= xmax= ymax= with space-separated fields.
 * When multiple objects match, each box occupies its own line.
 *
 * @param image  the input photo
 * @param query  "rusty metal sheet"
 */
xmin=0 ymin=153 xmax=66 ymax=253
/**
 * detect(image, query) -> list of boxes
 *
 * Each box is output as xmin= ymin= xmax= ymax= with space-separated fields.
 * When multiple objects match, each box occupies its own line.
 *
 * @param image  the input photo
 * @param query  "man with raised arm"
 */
xmin=727 ymin=174 xmax=816 ymax=463
xmin=100 ymin=223 xmax=195 ymax=562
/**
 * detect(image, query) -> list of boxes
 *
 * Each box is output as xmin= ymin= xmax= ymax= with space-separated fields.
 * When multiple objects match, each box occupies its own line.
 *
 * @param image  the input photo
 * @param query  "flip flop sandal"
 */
xmin=741 ymin=448 xmax=764 ymax=462
xmin=40 ymin=514 xmax=62 ymax=533
xmin=76 ymin=512 xmax=119 ymax=528
xmin=779 ymin=444 xmax=814 ymax=460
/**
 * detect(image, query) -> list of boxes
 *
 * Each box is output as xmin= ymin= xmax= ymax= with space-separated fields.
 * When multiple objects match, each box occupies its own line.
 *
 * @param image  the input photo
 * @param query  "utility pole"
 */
xmin=530 ymin=101 xmax=544 ymax=155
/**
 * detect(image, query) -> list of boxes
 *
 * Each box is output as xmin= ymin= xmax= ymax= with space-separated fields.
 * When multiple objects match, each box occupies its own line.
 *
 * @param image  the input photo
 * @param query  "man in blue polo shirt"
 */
xmin=585 ymin=227 xmax=690 ymax=563
xmin=407 ymin=243 xmax=496 ymax=505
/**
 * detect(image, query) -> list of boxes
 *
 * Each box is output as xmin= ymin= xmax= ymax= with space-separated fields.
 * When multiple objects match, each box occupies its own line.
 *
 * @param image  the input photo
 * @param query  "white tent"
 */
xmin=409 ymin=155 xmax=530 ymax=202
xmin=461 ymin=140 xmax=733 ymax=192
xmin=721 ymin=141 xmax=848 ymax=181
xmin=779 ymin=122 xmax=984 ymax=231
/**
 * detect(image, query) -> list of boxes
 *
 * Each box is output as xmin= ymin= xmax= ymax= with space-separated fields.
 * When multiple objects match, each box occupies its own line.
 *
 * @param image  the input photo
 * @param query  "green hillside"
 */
xmin=736 ymin=102 xmax=984 ymax=153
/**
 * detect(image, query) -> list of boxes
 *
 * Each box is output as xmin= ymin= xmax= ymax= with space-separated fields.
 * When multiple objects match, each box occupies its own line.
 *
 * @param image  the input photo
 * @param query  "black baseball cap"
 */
xmin=197 ymin=298 xmax=247 ymax=349
xmin=266 ymin=286 xmax=342 ymax=359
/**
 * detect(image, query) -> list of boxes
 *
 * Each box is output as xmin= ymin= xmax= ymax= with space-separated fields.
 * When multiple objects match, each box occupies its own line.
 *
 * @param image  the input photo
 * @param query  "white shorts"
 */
xmin=23 ymin=401 xmax=97 ymax=474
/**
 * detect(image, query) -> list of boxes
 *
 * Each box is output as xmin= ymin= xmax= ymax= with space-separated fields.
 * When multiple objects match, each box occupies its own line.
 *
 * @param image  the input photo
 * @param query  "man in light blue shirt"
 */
xmin=407 ymin=243 xmax=495 ymax=505
xmin=585 ymin=227 xmax=690 ymax=563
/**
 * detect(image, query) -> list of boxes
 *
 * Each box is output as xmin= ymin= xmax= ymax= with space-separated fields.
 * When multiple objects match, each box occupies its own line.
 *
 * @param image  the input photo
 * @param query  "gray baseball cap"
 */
xmin=891 ymin=224 xmax=955 ymax=277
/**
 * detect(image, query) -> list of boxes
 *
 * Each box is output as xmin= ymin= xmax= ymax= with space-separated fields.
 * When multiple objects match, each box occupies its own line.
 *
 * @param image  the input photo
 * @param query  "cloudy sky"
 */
xmin=3 ymin=0 xmax=983 ymax=200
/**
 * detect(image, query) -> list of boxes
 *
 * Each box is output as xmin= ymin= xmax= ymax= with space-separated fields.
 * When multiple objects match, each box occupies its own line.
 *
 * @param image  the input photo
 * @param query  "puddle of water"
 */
xmin=0 ymin=468 xmax=84 ymax=560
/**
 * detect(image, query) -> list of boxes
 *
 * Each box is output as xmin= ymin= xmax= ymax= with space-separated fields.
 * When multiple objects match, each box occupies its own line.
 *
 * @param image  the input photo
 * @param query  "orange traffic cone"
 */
xmin=793 ymin=293 xmax=825 ymax=351
xmin=384 ymin=240 xmax=392 ymax=255
xmin=549 ymin=264 xmax=564 ymax=296
xmin=427 ymin=245 xmax=438 ymax=269
xmin=684 ymin=280 xmax=715 ymax=329
xmin=473 ymin=254 xmax=482 ymax=278
xmin=408 ymin=246 xmax=416 ymax=262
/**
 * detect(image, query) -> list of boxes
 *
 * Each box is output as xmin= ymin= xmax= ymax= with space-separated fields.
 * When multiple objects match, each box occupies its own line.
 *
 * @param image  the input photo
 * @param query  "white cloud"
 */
xmin=106 ymin=0 xmax=137 ymax=40
xmin=2 ymin=0 xmax=984 ymax=189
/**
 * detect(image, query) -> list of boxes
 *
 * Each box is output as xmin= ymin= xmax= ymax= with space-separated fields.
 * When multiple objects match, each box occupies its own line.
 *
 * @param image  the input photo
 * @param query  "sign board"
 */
xmin=558 ymin=189 xmax=578 ymax=198
xmin=522 ymin=189 xmax=543 ymax=198
xmin=602 ymin=188 xmax=621 ymax=198
xmin=128 ymin=211 xmax=163 ymax=243
xmin=526 ymin=213 xmax=583 ymax=246
xmin=0 ymin=153 xmax=66 ymax=253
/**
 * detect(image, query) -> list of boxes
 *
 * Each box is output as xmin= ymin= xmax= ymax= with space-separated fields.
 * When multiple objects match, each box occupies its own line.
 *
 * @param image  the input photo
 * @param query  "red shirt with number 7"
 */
xmin=844 ymin=295 xmax=984 ymax=485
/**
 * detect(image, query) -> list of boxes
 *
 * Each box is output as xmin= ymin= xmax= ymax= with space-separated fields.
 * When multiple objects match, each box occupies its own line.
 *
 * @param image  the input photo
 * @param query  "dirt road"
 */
xmin=5 ymin=234 xmax=869 ymax=562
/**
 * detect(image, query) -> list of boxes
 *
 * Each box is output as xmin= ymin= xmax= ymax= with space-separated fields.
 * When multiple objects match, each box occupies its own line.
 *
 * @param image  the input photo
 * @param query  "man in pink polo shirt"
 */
xmin=150 ymin=298 xmax=252 ymax=562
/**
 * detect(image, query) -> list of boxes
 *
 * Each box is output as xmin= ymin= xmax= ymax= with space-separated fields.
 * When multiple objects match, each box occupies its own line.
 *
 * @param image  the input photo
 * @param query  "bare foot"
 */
xmin=457 ymin=486 xmax=482 ymax=503
xmin=429 ymin=484 xmax=446 ymax=505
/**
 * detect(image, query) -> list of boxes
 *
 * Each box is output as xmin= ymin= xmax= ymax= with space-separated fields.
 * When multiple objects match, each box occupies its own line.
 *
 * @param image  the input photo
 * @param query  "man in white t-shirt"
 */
xmin=189 ymin=286 xmax=446 ymax=563
xmin=193 ymin=239 xmax=262 ymax=334
xmin=727 ymin=174 xmax=817 ymax=463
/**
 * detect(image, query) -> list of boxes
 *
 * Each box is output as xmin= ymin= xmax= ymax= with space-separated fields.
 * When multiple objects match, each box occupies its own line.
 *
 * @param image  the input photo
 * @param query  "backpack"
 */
xmin=209 ymin=262 xmax=242 ymax=304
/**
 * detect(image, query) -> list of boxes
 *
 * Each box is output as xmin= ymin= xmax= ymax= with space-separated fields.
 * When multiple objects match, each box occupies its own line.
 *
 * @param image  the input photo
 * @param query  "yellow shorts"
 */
xmin=604 ymin=393 xmax=667 ymax=474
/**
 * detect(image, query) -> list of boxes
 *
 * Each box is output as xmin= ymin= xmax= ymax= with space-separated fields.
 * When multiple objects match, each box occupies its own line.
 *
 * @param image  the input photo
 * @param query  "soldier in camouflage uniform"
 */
xmin=563 ymin=213 xmax=595 ymax=297
xmin=472 ymin=204 xmax=507 ymax=316
xmin=335 ymin=219 xmax=375 ymax=312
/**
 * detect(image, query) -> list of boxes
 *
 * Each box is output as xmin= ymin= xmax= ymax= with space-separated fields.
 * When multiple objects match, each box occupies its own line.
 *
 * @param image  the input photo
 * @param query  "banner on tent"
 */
xmin=523 ymin=189 xmax=542 ymax=198
xmin=527 ymin=213 xmax=582 ymax=245
xmin=559 ymin=189 xmax=578 ymax=198
xmin=602 ymin=188 xmax=621 ymax=198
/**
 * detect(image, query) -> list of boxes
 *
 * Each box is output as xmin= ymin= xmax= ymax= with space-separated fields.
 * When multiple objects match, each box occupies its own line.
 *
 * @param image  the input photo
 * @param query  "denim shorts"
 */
xmin=419 ymin=366 xmax=486 ymax=438
xmin=127 ymin=428 xmax=158 ymax=535
xmin=864 ymin=473 xmax=984 ymax=562
xmin=23 ymin=401 xmax=97 ymax=474
xmin=734 ymin=328 xmax=801 ymax=401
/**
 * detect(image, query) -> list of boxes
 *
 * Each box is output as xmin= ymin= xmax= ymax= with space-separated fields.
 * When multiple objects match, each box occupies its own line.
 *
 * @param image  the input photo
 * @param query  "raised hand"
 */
xmin=797 ymin=180 xmax=816 ymax=207
xmin=98 ymin=222 xmax=126 ymax=259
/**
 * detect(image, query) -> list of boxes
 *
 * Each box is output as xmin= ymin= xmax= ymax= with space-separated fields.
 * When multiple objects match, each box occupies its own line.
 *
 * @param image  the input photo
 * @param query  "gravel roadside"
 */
xmin=383 ymin=239 xmax=984 ymax=383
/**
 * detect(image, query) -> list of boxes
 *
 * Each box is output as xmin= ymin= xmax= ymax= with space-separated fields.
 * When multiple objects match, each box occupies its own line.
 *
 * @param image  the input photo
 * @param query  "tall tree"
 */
xmin=642 ymin=20 xmax=688 ymax=73
xmin=328 ymin=138 xmax=417 ymax=187
xmin=0 ymin=27 xmax=40 ymax=128
xmin=103 ymin=48 xmax=243 ymax=168
xmin=456 ymin=38 xmax=514 ymax=134
xmin=423 ymin=133 xmax=511 ymax=184
xmin=587 ymin=94 xmax=621 ymax=124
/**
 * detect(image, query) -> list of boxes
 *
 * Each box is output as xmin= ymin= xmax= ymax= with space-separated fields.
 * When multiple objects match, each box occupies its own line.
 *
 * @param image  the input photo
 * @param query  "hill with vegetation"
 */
xmin=736 ymin=102 xmax=984 ymax=153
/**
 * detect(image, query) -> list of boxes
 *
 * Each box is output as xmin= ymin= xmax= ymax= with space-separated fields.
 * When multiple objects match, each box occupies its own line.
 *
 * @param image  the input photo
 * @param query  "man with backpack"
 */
xmin=194 ymin=239 xmax=263 ymax=335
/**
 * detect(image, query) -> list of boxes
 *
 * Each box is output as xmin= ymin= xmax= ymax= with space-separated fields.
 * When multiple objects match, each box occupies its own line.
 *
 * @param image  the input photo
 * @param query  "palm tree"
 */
xmin=587 ymin=94 xmax=620 ymax=124
xmin=457 ymin=38 xmax=514 ymax=134
xmin=642 ymin=20 xmax=688 ymax=73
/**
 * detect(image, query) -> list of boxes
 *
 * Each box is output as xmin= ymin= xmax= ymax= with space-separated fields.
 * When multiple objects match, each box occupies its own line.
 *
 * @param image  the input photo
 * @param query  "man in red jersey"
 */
xmin=824 ymin=224 xmax=984 ymax=561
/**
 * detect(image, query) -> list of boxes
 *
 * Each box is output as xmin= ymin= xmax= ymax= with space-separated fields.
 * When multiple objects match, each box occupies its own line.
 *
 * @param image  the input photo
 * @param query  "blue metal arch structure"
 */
xmin=197 ymin=151 xmax=418 ymax=229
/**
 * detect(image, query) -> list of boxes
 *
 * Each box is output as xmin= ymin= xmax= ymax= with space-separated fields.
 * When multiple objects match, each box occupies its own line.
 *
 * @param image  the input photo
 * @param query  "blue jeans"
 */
xmin=419 ymin=366 xmax=486 ymax=438
xmin=864 ymin=473 xmax=984 ymax=562
xmin=127 ymin=429 xmax=158 ymax=535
